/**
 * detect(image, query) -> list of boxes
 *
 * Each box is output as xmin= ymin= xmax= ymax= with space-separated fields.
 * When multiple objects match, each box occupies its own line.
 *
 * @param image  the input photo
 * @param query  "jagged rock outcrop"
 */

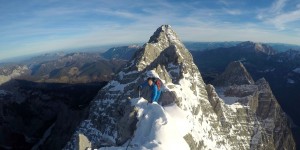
xmin=64 ymin=25 xmax=295 ymax=150
xmin=211 ymin=62 xmax=295 ymax=150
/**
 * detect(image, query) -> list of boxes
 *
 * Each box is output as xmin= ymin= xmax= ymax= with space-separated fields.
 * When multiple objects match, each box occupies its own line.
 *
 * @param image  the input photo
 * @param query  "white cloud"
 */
xmin=256 ymin=0 xmax=287 ymax=19
xmin=223 ymin=9 xmax=242 ymax=15
xmin=267 ymin=9 xmax=300 ymax=30
xmin=270 ymin=0 xmax=287 ymax=13
xmin=257 ymin=0 xmax=300 ymax=30
xmin=218 ymin=0 xmax=230 ymax=6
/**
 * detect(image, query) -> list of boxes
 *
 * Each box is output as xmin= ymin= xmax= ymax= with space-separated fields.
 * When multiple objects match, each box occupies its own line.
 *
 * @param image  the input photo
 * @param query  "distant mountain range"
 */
xmin=0 ymin=53 xmax=128 ymax=85
xmin=0 ymin=45 xmax=143 ymax=85
xmin=102 ymin=45 xmax=141 ymax=60
xmin=184 ymin=41 xmax=240 ymax=51
xmin=1 ymin=41 xmax=298 ymax=64
xmin=28 ymin=52 xmax=127 ymax=83
xmin=184 ymin=41 xmax=300 ymax=52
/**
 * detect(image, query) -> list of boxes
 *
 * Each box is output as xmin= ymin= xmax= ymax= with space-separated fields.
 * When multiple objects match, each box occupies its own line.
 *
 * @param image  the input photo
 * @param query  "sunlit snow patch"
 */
xmin=215 ymin=88 xmax=239 ymax=105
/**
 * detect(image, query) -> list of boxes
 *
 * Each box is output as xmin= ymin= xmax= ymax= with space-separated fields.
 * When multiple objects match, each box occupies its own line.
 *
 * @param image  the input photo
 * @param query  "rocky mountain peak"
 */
xmin=148 ymin=25 xmax=182 ymax=47
xmin=130 ymin=25 xmax=195 ymax=74
xmin=213 ymin=61 xmax=254 ymax=86
xmin=238 ymin=41 xmax=256 ymax=46
xmin=65 ymin=25 xmax=208 ymax=149
xmin=237 ymin=41 xmax=276 ymax=55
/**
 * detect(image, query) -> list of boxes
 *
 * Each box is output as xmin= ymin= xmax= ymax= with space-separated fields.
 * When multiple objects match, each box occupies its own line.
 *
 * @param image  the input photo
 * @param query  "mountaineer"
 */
xmin=138 ymin=77 xmax=162 ymax=104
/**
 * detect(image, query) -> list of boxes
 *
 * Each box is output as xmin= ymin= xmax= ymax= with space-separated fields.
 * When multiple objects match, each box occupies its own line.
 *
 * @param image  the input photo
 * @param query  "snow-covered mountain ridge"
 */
xmin=65 ymin=25 xmax=295 ymax=150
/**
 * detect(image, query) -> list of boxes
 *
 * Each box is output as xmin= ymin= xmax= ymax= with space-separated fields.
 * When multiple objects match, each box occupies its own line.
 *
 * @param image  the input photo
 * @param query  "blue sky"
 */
xmin=0 ymin=0 xmax=300 ymax=60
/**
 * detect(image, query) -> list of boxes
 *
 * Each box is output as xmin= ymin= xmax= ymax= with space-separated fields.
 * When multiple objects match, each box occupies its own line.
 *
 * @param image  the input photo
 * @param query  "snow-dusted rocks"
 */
xmin=212 ymin=63 xmax=295 ymax=150
xmin=65 ymin=25 xmax=295 ymax=150
xmin=0 ymin=65 xmax=29 ymax=85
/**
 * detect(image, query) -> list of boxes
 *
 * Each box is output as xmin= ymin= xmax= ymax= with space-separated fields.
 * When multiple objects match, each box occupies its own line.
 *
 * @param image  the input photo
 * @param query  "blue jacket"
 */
xmin=140 ymin=82 xmax=161 ymax=102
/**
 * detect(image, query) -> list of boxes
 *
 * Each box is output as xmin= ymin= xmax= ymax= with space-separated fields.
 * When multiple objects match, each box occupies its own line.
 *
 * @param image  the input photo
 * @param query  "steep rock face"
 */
xmin=65 ymin=25 xmax=295 ymax=149
xmin=212 ymin=62 xmax=295 ymax=150
xmin=254 ymin=79 xmax=295 ymax=149
xmin=191 ymin=42 xmax=300 ymax=146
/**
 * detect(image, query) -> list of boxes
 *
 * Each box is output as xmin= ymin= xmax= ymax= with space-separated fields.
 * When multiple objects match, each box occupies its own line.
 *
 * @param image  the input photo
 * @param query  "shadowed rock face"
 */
xmin=212 ymin=61 xmax=254 ymax=86
xmin=0 ymin=80 xmax=107 ymax=150
xmin=65 ymin=25 xmax=295 ymax=150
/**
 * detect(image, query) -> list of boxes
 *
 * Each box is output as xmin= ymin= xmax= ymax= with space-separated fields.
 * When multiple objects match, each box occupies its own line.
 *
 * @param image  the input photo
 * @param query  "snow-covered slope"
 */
xmin=64 ymin=25 xmax=295 ymax=150
xmin=128 ymin=98 xmax=189 ymax=150
xmin=99 ymin=98 xmax=190 ymax=150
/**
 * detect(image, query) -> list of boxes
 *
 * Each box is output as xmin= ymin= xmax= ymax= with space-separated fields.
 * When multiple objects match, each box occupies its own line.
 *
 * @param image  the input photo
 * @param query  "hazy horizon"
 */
xmin=1 ymin=40 xmax=300 ymax=64
xmin=1 ymin=0 xmax=300 ymax=60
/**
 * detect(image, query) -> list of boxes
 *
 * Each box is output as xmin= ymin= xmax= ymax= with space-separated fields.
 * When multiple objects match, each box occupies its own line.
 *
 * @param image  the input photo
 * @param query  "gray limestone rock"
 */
xmin=211 ymin=62 xmax=295 ymax=150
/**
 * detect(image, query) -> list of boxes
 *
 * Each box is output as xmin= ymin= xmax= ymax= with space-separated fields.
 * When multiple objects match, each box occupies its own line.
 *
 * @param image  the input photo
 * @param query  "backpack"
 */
xmin=152 ymin=77 xmax=162 ymax=90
